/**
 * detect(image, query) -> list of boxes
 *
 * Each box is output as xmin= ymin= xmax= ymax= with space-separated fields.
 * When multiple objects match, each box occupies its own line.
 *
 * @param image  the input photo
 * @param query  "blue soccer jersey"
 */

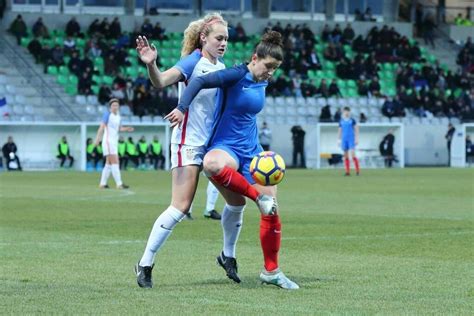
xmin=339 ymin=117 xmax=356 ymax=151
xmin=177 ymin=63 xmax=267 ymax=183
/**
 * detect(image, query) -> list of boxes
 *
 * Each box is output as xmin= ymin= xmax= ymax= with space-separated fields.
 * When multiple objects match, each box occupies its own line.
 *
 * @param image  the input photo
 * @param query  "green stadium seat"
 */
xmin=91 ymin=85 xmax=100 ymax=95
xmin=102 ymin=76 xmax=114 ymax=85
xmin=63 ymin=56 xmax=71 ymax=65
xmin=65 ymin=85 xmax=78 ymax=95
xmin=57 ymin=75 xmax=68 ymax=86
xmin=161 ymin=41 xmax=172 ymax=49
xmin=337 ymin=79 xmax=346 ymax=89
xmin=160 ymin=49 xmax=172 ymax=58
xmin=347 ymin=80 xmax=357 ymax=89
xmin=59 ymin=66 xmax=69 ymax=75
xmin=125 ymin=66 xmax=139 ymax=78
xmin=128 ymin=48 xmax=138 ymax=57
xmin=76 ymin=38 xmax=86 ymax=49
xmin=47 ymin=65 xmax=58 ymax=75
xmin=94 ymin=57 xmax=104 ymax=67
xmin=68 ymin=75 xmax=78 ymax=85
xmin=54 ymin=37 xmax=64 ymax=46
xmin=20 ymin=37 xmax=31 ymax=47
xmin=92 ymin=75 xmax=103 ymax=85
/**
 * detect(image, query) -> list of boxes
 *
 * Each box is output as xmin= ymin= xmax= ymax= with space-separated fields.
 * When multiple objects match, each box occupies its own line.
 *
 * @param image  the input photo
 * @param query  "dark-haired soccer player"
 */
xmin=338 ymin=106 xmax=360 ymax=176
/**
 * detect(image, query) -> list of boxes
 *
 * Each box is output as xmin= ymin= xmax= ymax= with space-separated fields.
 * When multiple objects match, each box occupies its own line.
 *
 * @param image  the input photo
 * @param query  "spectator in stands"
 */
xmin=292 ymin=75 xmax=303 ymax=97
xmin=291 ymin=125 xmax=306 ymax=168
xmin=364 ymin=7 xmax=376 ymax=22
xmin=51 ymin=44 xmax=64 ymax=66
xmin=320 ymin=104 xmax=332 ymax=122
xmin=354 ymin=9 xmax=364 ymax=21
xmin=88 ymin=19 xmax=101 ymax=36
xmin=99 ymin=17 xmax=111 ymax=38
xmin=259 ymin=122 xmax=272 ymax=151
xmin=301 ymin=80 xmax=317 ymax=97
xmin=321 ymin=24 xmax=331 ymax=42
xmin=0 ymin=0 xmax=5 ymax=20
xmin=80 ymin=54 xmax=93 ymax=74
xmin=78 ymin=72 xmax=93 ymax=95
xmin=65 ymin=17 xmax=81 ymax=37
xmin=134 ymin=72 xmax=149 ymax=89
xmin=274 ymin=75 xmax=292 ymax=96
xmin=9 ymin=14 xmax=27 ymax=45
xmin=382 ymin=97 xmax=397 ymax=118
xmin=368 ymin=77 xmax=381 ymax=97
xmin=360 ymin=112 xmax=368 ymax=123
xmin=63 ymin=36 xmax=76 ymax=55
xmin=466 ymin=136 xmax=474 ymax=163
xmin=152 ymin=22 xmax=166 ymax=41
xmin=235 ymin=22 xmax=247 ymax=42
xmin=87 ymin=42 xmax=102 ymax=59
xmin=423 ymin=14 xmax=436 ymax=49
xmin=330 ymin=24 xmax=342 ymax=44
xmin=40 ymin=44 xmax=53 ymax=73
xmin=323 ymin=43 xmax=339 ymax=61
xmin=57 ymin=136 xmax=74 ymax=168
xmin=141 ymin=18 xmax=154 ymax=39
xmin=110 ymin=17 xmax=122 ymax=39
xmin=334 ymin=108 xmax=341 ymax=121
xmin=415 ymin=4 xmax=423 ymax=37
xmin=67 ymin=51 xmax=81 ymax=76
xmin=111 ymin=83 xmax=125 ymax=103
xmin=32 ymin=17 xmax=49 ymax=38
xmin=329 ymin=79 xmax=341 ymax=97
xmin=319 ymin=79 xmax=330 ymax=98
xmin=357 ymin=79 xmax=369 ymax=96
xmin=379 ymin=130 xmax=396 ymax=167
xmin=27 ymin=37 xmax=42 ymax=64
xmin=445 ymin=123 xmax=455 ymax=165
xmin=342 ymin=24 xmax=355 ymax=44
xmin=104 ymin=54 xmax=118 ymax=76
xmin=98 ymin=85 xmax=112 ymax=105
xmin=352 ymin=35 xmax=369 ymax=54
xmin=2 ymin=136 xmax=22 ymax=171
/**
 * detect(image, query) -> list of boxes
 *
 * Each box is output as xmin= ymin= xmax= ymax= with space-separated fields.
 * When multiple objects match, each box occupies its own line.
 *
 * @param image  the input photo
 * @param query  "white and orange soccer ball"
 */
xmin=249 ymin=151 xmax=286 ymax=186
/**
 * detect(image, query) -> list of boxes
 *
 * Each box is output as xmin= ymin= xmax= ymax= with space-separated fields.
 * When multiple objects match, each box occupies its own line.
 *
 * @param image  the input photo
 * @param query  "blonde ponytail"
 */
xmin=181 ymin=12 xmax=227 ymax=57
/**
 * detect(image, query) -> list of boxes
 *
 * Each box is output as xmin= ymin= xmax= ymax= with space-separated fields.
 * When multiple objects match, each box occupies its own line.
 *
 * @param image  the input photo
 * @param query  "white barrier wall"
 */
xmin=0 ymin=122 xmax=463 ymax=170
xmin=0 ymin=122 xmax=170 ymax=171
xmin=451 ymin=123 xmax=474 ymax=167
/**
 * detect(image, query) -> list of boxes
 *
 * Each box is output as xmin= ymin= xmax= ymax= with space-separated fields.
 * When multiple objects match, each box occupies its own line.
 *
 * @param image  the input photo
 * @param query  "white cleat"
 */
xmin=260 ymin=269 xmax=300 ymax=290
xmin=256 ymin=194 xmax=278 ymax=215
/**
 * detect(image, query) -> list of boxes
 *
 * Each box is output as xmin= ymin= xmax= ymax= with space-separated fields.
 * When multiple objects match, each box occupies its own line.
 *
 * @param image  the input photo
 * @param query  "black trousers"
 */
xmin=292 ymin=145 xmax=306 ymax=168
xmin=138 ymin=152 xmax=148 ymax=165
xmin=150 ymin=153 xmax=165 ymax=170
xmin=6 ymin=156 xmax=22 ymax=170
xmin=124 ymin=155 xmax=139 ymax=169
xmin=57 ymin=154 xmax=74 ymax=167
xmin=262 ymin=144 xmax=270 ymax=151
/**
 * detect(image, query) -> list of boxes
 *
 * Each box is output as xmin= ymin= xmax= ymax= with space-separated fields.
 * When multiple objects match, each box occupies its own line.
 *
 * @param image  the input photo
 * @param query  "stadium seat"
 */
xmin=131 ymin=115 xmax=141 ymax=123
xmin=20 ymin=115 xmax=34 ymax=122
xmin=6 ymin=85 xmax=16 ymax=94
xmin=306 ymin=97 xmax=317 ymax=107
xmin=141 ymin=116 xmax=153 ymax=123
xmin=5 ymin=94 xmax=15 ymax=104
xmin=275 ymin=97 xmax=285 ymax=106
xmin=75 ymin=95 xmax=87 ymax=105
xmin=85 ymin=105 xmax=97 ymax=115
xmin=265 ymin=96 xmax=275 ymax=107
xmin=12 ymin=104 xmax=24 ymax=115
xmin=24 ymin=105 xmax=35 ymax=115
xmin=14 ymin=95 xmax=26 ymax=105
xmin=119 ymin=105 xmax=132 ymax=116
xmin=97 ymin=105 xmax=106 ymax=114
xmin=86 ymin=95 xmax=98 ymax=105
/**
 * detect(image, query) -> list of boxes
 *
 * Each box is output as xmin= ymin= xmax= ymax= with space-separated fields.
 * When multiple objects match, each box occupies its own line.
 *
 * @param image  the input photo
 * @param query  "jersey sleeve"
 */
xmin=102 ymin=111 xmax=110 ymax=124
xmin=173 ymin=49 xmax=201 ymax=81
xmin=338 ymin=120 xmax=342 ymax=127
xmin=176 ymin=64 xmax=247 ymax=113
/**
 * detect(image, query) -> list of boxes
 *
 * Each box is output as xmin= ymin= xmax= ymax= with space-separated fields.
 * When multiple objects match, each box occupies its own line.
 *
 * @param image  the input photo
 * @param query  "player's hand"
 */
xmin=126 ymin=127 xmax=134 ymax=132
xmin=136 ymin=35 xmax=157 ymax=65
xmin=164 ymin=109 xmax=184 ymax=128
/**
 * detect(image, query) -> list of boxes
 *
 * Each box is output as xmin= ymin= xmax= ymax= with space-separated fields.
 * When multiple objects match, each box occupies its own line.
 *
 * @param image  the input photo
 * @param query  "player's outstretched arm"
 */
xmin=337 ymin=127 xmax=342 ymax=145
xmin=94 ymin=123 xmax=105 ymax=146
xmin=355 ymin=124 xmax=359 ymax=145
xmin=136 ymin=35 xmax=182 ymax=89
xmin=120 ymin=126 xmax=134 ymax=132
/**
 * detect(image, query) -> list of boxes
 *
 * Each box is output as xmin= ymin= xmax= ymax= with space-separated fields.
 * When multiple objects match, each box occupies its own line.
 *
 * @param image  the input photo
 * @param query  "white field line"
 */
xmin=0 ymin=231 xmax=472 ymax=247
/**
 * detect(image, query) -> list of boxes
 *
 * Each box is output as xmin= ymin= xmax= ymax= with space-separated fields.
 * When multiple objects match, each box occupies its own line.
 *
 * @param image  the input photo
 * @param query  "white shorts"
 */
xmin=102 ymin=140 xmax=118 ymax=156
xmin=170 ymin=144 xmax=206 ymax=169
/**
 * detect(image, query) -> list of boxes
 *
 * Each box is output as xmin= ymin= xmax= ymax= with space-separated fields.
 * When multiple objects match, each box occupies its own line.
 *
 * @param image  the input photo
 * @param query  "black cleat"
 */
xmin=134 ymin=263 xmax=154 ymax=288
xmin=185 ymin=213 xmax=194 ymax=220
xmin=344 ymin=173 xmax=350 ymax=176
xmin=118 ymin=184 xmax=130 ymax=189
xmin=204 ymin=209 xmax=221 ymax=220
xmin=99 ymin=184 xmax=110 ymax=189
xmin=216 ymin=251 xmax=241 ymax=283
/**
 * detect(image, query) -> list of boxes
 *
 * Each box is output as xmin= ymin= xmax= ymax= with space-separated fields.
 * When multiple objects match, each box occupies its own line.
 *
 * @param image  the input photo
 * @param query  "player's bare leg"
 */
xmin=253 ymin=183 xmax=299 ymax=290
xmin=136 ymin=165 xmax=200 ymax=288
xmin=204 ymin=149 xmax=277 ymax=215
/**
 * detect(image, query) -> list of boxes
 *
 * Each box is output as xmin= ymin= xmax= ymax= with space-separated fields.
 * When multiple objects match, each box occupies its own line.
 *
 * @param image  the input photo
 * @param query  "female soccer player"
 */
xmin=134 ymin=13 xmax=276 ymax=289
xmin=166 ymin=31 xmax=299 ymax=290
xmin=338 ymin=106 xmax=360 ymax=176
xmin=94 ymin=98 xmax=133 ymax=189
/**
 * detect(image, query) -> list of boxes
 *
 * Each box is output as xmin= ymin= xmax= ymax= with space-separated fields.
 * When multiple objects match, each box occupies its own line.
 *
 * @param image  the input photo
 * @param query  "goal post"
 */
xmin=315 ymin=123 xmax=405 ymax=169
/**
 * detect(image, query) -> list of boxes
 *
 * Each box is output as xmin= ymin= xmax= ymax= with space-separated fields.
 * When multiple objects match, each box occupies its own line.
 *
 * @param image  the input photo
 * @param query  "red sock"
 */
xmin=353 ymin=157 xmax=360 ymax=173
xmin=260 ymin=215 xmax=281 ymax=272
xmin=344 ymin=158 xmax=350 ymax=174
xmin=210 ymin=166 xmax=259 ymax=201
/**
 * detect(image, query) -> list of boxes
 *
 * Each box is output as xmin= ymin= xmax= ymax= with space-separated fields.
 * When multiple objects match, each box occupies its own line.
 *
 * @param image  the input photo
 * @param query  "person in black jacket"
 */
xmin=291 ymin=125 xmax=306 ymax=168
xmin=2 ymin=136 xmax=22 ymax=171
xmin=445 ymin=123 xmax=456 ymax=166
xmin=379 ymin=130 xmax=396 ymax=167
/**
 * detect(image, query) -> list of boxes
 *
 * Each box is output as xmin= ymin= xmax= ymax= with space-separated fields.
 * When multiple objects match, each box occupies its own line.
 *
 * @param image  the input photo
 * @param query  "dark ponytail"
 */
xmin=255 ymin=31 xmax=284 ymax=61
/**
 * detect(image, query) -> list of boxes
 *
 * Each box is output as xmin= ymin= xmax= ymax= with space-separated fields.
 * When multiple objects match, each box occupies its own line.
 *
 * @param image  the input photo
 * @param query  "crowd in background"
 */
xmin=7 ymin=13 xmax=474 ymax=122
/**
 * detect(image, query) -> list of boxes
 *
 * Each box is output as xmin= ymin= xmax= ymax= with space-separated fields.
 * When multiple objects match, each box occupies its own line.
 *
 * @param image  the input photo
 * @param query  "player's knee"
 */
xmin=203 ymin=155 xmax=224 ymax=176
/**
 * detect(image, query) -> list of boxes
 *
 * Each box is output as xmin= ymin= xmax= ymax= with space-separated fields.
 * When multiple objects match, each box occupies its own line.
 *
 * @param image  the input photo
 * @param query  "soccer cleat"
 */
xmin=216 ymin=251 xmax=241 ymax=283
xmin=256 ymin=194 xmax=278 ymax=215
xmin=344 ymin=173 xmax=350 ymax=176
xmin=184 ymin=212 xmax=194 ymax=220
xmin=260 ymin=269 xmax=299 ymax=290
xmin=99 ymin=184 xmax=110 ymax=189
xmin=134 ymin=263 xmax=154 ymax=288
xmin=204 ymin=209 xmax=221 ymax=220
xmin=118 ymin=184 xmax=130 ymax=189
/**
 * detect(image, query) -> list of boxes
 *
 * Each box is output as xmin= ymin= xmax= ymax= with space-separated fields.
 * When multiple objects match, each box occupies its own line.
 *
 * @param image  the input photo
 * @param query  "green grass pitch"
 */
xmin=1 ymin=168 xmax=473 ymax=314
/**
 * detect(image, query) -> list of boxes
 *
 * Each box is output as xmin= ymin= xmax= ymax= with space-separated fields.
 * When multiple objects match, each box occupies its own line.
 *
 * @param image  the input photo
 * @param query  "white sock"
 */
xmin=100 ymin=164 xmax=111 ymax=186
xmin=205 ymin=181 xmax=219 ymax=214
xmin=221 ymin=204 xmax=245 ymax=258
xmin=139 ymin=206 xmax=185 ymax=267
xmin=110 ymin=164 xmax=122 ymax=186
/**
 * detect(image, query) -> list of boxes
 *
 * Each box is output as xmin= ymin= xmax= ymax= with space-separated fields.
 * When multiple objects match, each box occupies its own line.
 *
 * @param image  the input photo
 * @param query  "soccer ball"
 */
xmin=249 ymin=151 xmax=286 ymax=186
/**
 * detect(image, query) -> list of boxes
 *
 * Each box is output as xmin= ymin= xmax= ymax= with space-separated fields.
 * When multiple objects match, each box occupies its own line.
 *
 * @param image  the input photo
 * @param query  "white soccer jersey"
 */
xmin=102 ymin=111 xmax=121 ymax=145
xmin=171 ymin=49 xmax=225 ymax=147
